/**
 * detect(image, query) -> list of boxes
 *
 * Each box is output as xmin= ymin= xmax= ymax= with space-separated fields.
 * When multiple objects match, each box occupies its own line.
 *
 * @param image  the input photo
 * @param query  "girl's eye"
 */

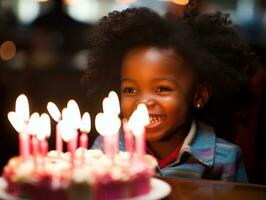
xmin=122 ymin=87 xmax=137 ymax=94
xmin=155 ymin=86 xmax=172 ymax=93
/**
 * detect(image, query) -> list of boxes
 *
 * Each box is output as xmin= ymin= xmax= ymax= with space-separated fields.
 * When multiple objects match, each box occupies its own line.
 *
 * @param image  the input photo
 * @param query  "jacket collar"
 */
xmin=187 ymin=121 xmax=216 ymax=167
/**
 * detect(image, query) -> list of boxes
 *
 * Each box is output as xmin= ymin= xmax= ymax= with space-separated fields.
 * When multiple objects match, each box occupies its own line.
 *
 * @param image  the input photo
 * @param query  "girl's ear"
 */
xmin=193 ymin=84 xmax=210 ymax=109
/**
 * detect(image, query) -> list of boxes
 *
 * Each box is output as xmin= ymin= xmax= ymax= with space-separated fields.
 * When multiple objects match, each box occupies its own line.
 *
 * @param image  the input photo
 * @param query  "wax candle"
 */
xmin=79 ymin=112 xmax=91 ymax=149
xmin=16 ymin=94 xmax=30 ymax=160
xmin=96 ymin=91 xmax=121 ymax=158
xmin=122 ymin=119 xmax=134 ymax=155
xmin=61 ymin=121 xmax=77 ymax=168
xmin=79 ymin=133 xmax=88 ymax=149
xmin=56 ymin=123 xmax=63 ymax=152
xmin=8 ymin=111 xmax=30 ymax=161
xmin=28 ymin=112 xmax=40 ymax=155
xmin=128 ymin=104 xmax=149 ymax=160
xmin=95 ymin=112 xmax=121 ymax=158
xmin=19 ymin=132 xmax=30 ymax=161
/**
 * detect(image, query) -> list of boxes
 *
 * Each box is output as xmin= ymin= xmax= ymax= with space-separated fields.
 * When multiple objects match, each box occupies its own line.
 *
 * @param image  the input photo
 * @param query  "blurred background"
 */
xmin=0 ymin=0 xmax=266 ymax=184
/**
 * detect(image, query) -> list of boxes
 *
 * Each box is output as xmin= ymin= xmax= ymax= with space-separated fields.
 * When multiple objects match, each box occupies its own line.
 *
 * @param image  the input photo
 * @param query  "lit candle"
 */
xmin=7 ymin=94 xmax=30 ymax=161
xmin=66 ymin=100 xmax=81 ymax=154
xmin=47 ymin=102 xmax=62 ymax=153
xmin=60 ymin=119 xmax=76 ymax=169
xmin=60 ymin=102 xmax=81 ymax=169
xmin=101 ymin=91 xmax=121 ymax=155
xmin=35 ymin=113 xmax=50 ymax=172
xmin=95 ymin=112 xmax=121 ymax=158
xmin=107 ymin=91 xmax=121 ymax=116
xmin=128 ymin=104 xmax=149 ymax=160
xmin=28 ymin=112 xmax=40 ymax=156
xmin=79 ymin=112 xmax=91 ymax=149
xmin=122 ymin=119 xmax=134 ymax=155
xmin=39 ymin=113 xmax=51 ymax=156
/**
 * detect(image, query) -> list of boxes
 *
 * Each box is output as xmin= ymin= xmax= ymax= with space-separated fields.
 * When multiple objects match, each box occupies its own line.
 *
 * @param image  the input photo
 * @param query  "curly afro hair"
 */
xmin=183 ymin=0 xmax=257 ymax=138
xmin=83 ymin=5 xmax=256 ymax=138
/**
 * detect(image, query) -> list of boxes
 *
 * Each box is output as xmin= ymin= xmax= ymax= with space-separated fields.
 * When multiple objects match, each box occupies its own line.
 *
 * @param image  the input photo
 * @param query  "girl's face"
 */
xmin=121 ymin=46 xmax=197 ymax=141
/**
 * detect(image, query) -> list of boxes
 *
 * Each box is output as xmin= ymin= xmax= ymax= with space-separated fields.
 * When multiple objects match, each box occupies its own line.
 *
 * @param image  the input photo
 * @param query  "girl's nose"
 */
xmin=137 ymin=95 xmax=156 ymax=108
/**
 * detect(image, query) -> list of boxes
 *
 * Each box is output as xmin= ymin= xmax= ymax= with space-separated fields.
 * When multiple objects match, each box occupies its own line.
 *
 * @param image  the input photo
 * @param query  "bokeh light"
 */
xmin=15 ymin=0 xmax=40 ymax=24
xmin=171 ymin=0 xmax=189 ymax=6
xmin=0 ymin=41 xmax=16 ymax=61
xmin=115 ymin=0 xmax=138 ymax=4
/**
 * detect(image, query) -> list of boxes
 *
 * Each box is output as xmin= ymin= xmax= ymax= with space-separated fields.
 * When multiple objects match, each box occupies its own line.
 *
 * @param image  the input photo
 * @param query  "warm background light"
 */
xmin=115 ymin=0 xmax=137 ymax=4
xmin=0 ymin=41 xmax=16 ymax=61
xmin=64 ymin=0 xmax=77 ymax=4
xmin=171 ymin=0 xmax=189 ymax=5
xmin=35 ymin=0 xmax=49 ymax=2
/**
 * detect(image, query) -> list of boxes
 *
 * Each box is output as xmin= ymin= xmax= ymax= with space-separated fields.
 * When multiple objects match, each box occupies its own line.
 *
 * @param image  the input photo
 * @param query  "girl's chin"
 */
xmin=145 ymin=132 xmax=166 ymax=141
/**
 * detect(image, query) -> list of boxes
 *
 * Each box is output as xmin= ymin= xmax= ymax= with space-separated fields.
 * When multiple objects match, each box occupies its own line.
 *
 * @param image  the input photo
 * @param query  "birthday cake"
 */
xmin=3 ymin=92 xmax=156 ymax=200
xmin=2 ymin=149 xmax=157 ymax=200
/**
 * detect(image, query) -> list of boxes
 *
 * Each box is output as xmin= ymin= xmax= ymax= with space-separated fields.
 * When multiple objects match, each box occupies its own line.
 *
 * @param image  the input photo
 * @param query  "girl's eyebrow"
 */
xmin=121 ymin=77 xmax=177 ymax=84
xmin=153 ymin=77 xmax=177 ymax=84
xmin=121 ymin=78 xmax=134 ymax=82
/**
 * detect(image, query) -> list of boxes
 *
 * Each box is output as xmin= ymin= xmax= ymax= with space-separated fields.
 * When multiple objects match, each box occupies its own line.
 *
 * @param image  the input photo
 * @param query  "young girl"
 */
xmin=85 ymin=5 xmax=252 ymax=183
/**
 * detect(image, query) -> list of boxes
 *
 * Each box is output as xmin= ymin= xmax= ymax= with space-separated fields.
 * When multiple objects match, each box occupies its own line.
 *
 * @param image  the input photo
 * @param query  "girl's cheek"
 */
xmin=121 ymin=100 xmax=135 ymax=119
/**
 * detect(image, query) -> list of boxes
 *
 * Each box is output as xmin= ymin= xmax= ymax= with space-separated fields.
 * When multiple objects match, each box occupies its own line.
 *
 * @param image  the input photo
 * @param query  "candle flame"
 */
xmin=102 ymin=97 xmax=112 ymax=115
xmin=15 ymin=94 xmax=29 ymax=122
xmin=95 ymin=113 xmax=105 ymax=135
xmin=7 ymin=111 xmax=25 ymax=133
xmin=62 ymin=107 xmax=68 ymax=121
xmin=41 ymin=113 xmax=51 ymax=138
xmin=115 ymin=0 xmax=137 ymax=3
xmin=108 ymin=91 xmax=120 ymax=116
xmin=67 ymin=100 xmax=81 ymax=129
xmin=95 ymin=113 xmax=121 ymax=136
xmin=102 ymin=91 xmax=120 ymax=116
xmin=59 ymin=120 xmax=76 ymax=142
xmin=80 ymin=112 xmax=91 ymax=133
xmin=127 ymin=104 xmax=149 ymax=136
xmin=36 ymin=113 xmax=50 ymax=140
xmin=27 ymin=112 xmax=40 ymax=135
xmin=137 ymin=104 xmax=149 ymax=126
xmin=47 ymin=102 xmax=61 ymax=122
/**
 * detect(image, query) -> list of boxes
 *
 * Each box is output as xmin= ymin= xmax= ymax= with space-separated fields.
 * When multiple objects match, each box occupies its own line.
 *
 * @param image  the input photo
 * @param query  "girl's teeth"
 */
xmin=149 ymin=115 xmax=163 ymax=124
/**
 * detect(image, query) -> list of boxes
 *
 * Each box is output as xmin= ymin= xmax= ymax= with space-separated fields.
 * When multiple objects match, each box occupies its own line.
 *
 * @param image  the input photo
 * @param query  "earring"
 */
xmin=196 ymin=103 xmax=201 ymax=109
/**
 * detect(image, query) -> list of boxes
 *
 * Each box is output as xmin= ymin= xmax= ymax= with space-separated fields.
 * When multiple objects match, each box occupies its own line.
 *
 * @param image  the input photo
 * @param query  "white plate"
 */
xmin=0 ymin=178 xmax=26 ymax=200
xmin=0 ymin=177 xmax=171 ymax=200
xmin=125 ymin=178 xmax=171 ymax=200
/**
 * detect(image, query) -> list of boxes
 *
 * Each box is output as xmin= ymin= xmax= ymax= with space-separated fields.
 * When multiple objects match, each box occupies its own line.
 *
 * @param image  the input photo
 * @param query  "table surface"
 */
xmin=158 ymin=176 xmax=266 ymax=200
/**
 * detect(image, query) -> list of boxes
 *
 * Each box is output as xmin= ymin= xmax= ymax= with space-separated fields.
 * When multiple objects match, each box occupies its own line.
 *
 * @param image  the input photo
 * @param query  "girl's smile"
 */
xmin=146 ymin=114 xmax=166 ymax=129
xmin=121 ymin=46 xmax=197 ymax=141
